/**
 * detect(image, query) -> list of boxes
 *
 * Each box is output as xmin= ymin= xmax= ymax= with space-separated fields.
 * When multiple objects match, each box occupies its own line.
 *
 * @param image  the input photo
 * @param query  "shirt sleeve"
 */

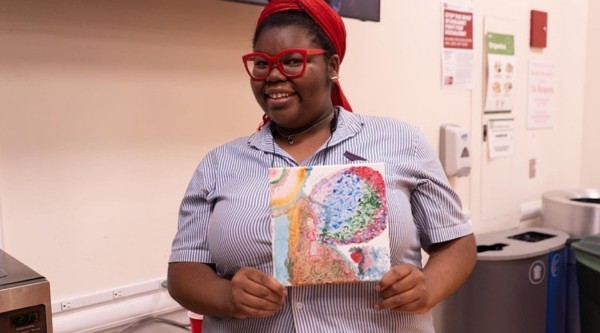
xmin=410 ymin=129 xmax=472 ymax=250
xmin=169 ymin=151 xmax=217 ymax=263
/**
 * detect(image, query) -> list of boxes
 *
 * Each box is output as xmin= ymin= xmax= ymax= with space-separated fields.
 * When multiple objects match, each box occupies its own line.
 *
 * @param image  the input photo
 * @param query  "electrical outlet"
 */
xmin=113 ymin=289 xmax=124 ymax=298
xmin=529 ymin=158 xmax=536 ymax=178
xmin=61 ymin=301 xmax=73 ymax=310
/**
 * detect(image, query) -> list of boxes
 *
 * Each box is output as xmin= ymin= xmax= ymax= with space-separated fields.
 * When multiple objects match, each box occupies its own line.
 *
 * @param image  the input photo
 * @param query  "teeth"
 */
xmin=268 ymin=92 xmax=292 ymax=99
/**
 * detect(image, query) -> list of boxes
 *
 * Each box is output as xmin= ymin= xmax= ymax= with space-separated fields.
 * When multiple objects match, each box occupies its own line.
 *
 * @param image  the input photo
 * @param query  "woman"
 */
xmin=168 ymin=0 xmax=476 ymax=332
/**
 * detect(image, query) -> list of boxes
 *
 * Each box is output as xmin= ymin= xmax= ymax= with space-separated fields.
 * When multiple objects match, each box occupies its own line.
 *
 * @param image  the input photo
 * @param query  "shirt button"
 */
xmin=296 ymin=302 xmax=304 ymax=310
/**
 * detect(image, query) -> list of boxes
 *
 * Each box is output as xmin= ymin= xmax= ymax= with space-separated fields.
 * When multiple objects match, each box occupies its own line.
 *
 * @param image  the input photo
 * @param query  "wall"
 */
xmin=0 ymin=0 xmax=598 ymax=313
xmin=471 ymin=0 xmax=589 ymax=232
xmin=582 ymin=0 xmax=600 ymax=188
xmin=0 ymin=0 xmax=263 ymax=300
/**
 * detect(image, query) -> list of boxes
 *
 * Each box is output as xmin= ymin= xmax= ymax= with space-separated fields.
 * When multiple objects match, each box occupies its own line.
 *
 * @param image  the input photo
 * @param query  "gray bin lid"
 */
xmin=476 ymin=227 xmax=569 ymax=261
xmin=572 ymin=234 xmax=600 ymax=256
xmin=572 ymin=234 xmax=600 ymax=271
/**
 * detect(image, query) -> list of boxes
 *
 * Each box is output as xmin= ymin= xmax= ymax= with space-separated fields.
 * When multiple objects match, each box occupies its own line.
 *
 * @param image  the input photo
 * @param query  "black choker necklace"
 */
xmin=273 ymin=110 xmax=337 ymax=145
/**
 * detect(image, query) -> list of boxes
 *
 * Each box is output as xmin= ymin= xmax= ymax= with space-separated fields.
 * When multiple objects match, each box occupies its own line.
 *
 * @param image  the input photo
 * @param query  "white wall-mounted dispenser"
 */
xmin=439 ymin=124 xmax=471 ymax=177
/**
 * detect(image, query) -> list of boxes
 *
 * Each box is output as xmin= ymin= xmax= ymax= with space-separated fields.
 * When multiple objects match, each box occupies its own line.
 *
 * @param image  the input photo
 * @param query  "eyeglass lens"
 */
xmin=245 ymin=51 xmax=306 ymax=79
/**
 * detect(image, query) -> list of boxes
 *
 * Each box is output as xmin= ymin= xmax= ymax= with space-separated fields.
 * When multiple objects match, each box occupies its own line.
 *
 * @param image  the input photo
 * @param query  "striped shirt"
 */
xmin=170 ymin=108 xmax=472 ymax=333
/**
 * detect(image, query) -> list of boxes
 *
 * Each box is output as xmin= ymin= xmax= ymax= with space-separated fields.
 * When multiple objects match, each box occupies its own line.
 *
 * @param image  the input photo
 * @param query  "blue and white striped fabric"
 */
xmin=170 ymin=108 xmax=471 ymax=333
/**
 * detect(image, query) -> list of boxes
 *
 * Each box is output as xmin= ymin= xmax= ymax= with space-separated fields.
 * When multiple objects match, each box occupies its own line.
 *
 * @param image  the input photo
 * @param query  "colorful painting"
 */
xmin=269 ymin=163 xmax=390 ymax=286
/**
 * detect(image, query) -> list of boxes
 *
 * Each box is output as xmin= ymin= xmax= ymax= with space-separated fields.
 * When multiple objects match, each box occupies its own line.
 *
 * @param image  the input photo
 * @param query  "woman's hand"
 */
xmin=227 ymin=267 xmax=288 ymax=319
xmin=374 ymin=235 xmax=477 ymax=314
xmin=375 ymin=264 xmax=433 ymax=314
xmin=168 ymin=263 xmax=288 ymax=318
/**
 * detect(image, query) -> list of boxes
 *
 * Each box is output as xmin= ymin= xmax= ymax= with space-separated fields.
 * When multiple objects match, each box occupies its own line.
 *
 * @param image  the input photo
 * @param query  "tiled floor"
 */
xmin=99 ymin=310 xmax=191 ymax=333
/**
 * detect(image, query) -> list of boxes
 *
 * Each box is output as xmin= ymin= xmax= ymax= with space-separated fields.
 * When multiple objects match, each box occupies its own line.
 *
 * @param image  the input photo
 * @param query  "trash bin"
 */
xmin=434 ymin=227 xmax=569 ymax=333
xmin=541 ymin=188 xmax=600 ymax=333
xmin=571 ymin=234 xmax=600 ymax=333
xmin=541 ymin=189 xmax=600 ymax=238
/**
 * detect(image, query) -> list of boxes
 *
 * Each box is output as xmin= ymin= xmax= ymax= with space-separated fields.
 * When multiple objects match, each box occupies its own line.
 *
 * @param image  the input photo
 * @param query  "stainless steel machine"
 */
xmin=0 ymin=249 xmax=53 ymax=333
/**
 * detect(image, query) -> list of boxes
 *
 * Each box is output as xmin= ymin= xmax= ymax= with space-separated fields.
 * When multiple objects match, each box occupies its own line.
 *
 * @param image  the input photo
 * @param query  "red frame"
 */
xmin=242 ymin=48 xmax=326 ymax=80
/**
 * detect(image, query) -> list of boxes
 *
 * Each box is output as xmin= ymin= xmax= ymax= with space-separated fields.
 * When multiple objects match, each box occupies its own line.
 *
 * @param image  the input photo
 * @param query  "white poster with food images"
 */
xmin=484 ymin=32 xmax=516 ymax=112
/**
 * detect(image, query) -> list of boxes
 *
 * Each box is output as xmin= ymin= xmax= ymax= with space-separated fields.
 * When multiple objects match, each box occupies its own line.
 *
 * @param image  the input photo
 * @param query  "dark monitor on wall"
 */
xmin=221 ymin=0 xmax=380 ymax=22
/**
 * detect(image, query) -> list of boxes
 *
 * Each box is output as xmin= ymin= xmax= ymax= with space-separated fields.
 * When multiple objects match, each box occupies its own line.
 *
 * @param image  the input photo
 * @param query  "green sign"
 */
xmin=487 ymin=32 xmax=515 ymax=55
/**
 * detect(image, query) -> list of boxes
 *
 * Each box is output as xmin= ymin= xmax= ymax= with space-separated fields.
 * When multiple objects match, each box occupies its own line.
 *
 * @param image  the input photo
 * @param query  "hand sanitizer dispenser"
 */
xmin=439 ymin=124 xmax=471 ymax=177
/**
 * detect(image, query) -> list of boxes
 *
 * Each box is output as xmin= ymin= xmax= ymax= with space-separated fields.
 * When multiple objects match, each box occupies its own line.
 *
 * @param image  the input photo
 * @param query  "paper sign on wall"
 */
xmin=527 ymin=60 xmax=556 ymax=129
xmin=484 ymin=33 xmax=516 ymax=113
xmin=441 ymin=0 xmax=475 ymax=89
xmin=488 ymin=119 xmax=515 ymax=159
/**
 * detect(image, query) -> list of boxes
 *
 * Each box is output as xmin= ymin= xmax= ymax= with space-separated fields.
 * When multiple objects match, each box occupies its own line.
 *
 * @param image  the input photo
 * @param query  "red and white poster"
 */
xmin=527 ymin=60 xmax=556 ymax=129
xmin=441 ymin=0 xmax=474 ymax=89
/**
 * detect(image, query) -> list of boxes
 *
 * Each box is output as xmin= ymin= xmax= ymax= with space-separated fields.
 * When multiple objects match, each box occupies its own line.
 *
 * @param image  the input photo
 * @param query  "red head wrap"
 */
xmin=256 ymin=0 xmax=352 ymax=129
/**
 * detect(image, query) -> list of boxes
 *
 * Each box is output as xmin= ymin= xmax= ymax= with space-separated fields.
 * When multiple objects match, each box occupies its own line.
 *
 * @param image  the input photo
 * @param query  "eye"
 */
xmin=253 ymin=58 xmax=269 ymax=68
xmin=280 ymin=52 xmax=305 ymax=67
xmin=284 ymin=58 xmax=304 ymax=66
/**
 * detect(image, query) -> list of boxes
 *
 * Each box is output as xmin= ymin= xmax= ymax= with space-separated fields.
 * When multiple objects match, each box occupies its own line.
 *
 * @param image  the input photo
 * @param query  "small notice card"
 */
xmin=269 ymin=163 xmax=391 ymax=286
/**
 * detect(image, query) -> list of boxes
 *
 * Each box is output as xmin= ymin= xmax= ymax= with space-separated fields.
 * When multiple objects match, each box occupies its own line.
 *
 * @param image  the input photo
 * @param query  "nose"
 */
xmin=266 ymin=62 xmax=286 ymax=82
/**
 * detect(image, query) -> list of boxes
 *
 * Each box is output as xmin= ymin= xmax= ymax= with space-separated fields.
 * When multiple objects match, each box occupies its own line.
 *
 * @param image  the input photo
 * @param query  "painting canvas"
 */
xmin=269 ymin=163 xmax=390 ymax=286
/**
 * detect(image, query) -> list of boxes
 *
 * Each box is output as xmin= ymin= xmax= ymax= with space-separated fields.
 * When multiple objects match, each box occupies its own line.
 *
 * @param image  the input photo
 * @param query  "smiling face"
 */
xmin=251 ymin=25 xmax=339 ymax=130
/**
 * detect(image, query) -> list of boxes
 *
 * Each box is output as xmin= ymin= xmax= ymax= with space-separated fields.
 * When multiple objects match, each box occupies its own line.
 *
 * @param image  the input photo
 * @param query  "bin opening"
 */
xmin=508 ymin=231 xmax=555 ymax=243
xmin=570 ymin=197 xmax=600 ymax=204
xmin=477 ymin=243 xmax=508 ymax=253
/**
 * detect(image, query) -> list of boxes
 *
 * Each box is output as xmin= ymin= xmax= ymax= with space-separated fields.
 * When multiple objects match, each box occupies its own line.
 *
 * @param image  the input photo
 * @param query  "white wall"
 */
xmin=0 ymin=0 xmax=598 ymax=306
xmin=0 ymin=0 xmax=263 ymax=300
xmin=582 ymin=0 xmax=600 ymax=188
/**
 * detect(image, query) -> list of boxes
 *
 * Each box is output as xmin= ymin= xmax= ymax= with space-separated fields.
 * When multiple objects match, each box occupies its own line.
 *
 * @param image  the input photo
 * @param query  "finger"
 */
xmin=389 ymin=297 xmax=429 ymax=314
xmin=376 ymin=288 xmax=421 ymax=311
xmin=233 ymin=302 xmax=280 ymax=318
xmin=378 ymin=271 xmax=422 ymax=299
xmin=229 ymin=283 xmax=284 ymax=318
xmin=232 ymin=269 xmax=287 ymax=307
xmin=245 ymin=269 xmax=288 ymax=298
xmin=236 ymin=292 xmax=285 ymax=316
xmin=376 ymin=265 xmax=413 ymax=292
xmin=241 ymin=282 xmax=287 ymax=307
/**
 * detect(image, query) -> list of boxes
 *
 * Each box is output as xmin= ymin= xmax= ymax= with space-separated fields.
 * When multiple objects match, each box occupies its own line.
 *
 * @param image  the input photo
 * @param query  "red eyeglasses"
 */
xmin=242 ymin=48 xmax=326 ymax=81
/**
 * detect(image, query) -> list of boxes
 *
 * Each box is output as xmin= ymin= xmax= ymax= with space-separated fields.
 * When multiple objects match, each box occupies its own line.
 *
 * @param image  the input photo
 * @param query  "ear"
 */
xmin=327 ymin=54 xmax=341 ymax=80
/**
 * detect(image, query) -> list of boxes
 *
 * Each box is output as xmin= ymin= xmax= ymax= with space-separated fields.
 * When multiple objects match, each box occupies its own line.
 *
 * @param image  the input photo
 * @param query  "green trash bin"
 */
xmin=572 ymin=234 xmax=600 ymax=333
